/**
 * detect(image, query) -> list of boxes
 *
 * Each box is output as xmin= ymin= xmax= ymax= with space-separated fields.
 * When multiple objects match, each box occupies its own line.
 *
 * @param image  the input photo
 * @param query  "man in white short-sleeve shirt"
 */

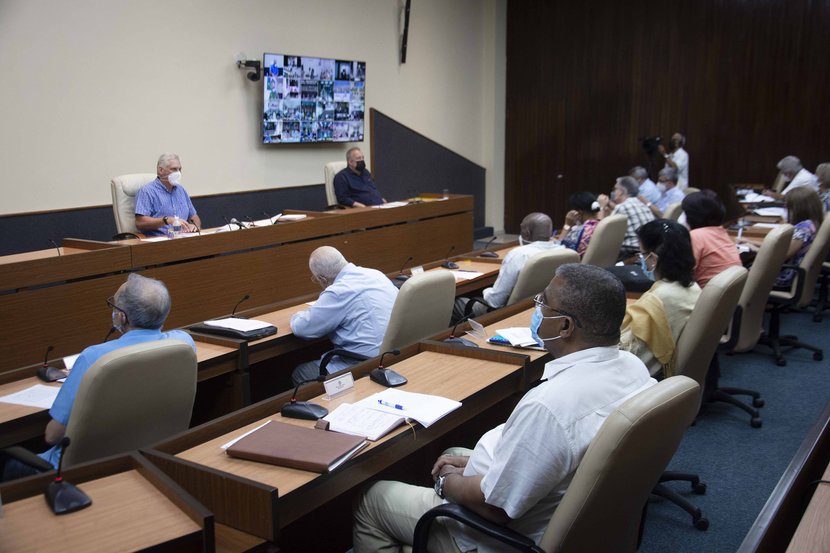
xmin=353 ymin=264 xmax=655 ymax=553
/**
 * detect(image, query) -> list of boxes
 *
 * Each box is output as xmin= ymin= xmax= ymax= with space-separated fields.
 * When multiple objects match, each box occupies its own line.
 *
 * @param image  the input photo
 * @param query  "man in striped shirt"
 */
xmin=135 ymin=153 xmax=201 ymax=236
xmin=598 ymin=176 xmax=655 ymax=260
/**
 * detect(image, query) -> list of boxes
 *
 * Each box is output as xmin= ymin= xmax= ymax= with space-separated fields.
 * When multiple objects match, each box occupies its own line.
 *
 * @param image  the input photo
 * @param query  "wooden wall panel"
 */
xmin=505 ymin=0 xmax=830 ymax=232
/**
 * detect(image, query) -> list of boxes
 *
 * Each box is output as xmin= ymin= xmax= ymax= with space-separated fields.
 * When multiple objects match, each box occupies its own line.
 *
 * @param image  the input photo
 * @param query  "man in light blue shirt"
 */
xmin=453 ymin=213 xmax=559 ymax=322
xmin=630 ymin=166 xmax=661 ymax=204
xmin=648 ymin=167 xmax=686 ymax=217
xmin=290 ymin=246 xmax=398 ymax=385
xmin=135 ymin=153 xmax=201 ymax=236
xmin=2 ymin=274 xmax=195 ymax=481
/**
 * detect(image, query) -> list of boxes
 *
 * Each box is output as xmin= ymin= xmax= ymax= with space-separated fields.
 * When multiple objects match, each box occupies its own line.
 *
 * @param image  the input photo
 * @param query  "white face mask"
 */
xmin=657 ymin=183 xmax=667 ymax=194
xmin=112 ymin=310 xmax=124 ymax=334
xmin=167 ymin=171 xmax=182 ymax=186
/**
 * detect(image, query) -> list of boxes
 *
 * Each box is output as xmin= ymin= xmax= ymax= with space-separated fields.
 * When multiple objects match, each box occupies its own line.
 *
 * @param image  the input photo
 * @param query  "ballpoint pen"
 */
xmin=378 ymin=399 xmax=405 ymax=410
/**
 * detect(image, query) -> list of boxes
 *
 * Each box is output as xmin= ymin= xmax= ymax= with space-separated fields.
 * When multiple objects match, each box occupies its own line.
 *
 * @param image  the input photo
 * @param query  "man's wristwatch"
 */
xmin=434 ymin=474 xmax=447 ymax=499
xmin=162 ymin=216 xmax=169 ymax=225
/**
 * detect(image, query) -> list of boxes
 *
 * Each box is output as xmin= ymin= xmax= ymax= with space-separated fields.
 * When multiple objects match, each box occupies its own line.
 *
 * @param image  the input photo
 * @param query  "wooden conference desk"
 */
xmin=143 ymin=339 xmax=539 ymax=543
xmin=0 ymin=196 xmax=474 ymax=376
xmin=0 ymin=452 xmax=215 ymax=553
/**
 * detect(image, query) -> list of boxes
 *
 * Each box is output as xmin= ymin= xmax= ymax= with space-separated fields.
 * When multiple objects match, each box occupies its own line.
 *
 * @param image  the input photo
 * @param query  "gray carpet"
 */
xmin=639 ymin=309 xmax=829 ymax=552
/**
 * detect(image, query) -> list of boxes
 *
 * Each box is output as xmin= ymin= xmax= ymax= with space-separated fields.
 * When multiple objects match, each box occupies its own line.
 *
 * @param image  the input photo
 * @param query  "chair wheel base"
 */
xmin=694 ymin=517 xmax=710 ymax=531
xmin=751 ymin=417 xmax=763 ymax=428
xmin=753 ymin=398 xmax=765 ymax=408
xmin=814 ymin=351 xmax=824 ymax=361
xmin=776 ymin=357 xmax=787 ymax=367
xmin=692 ymin=482 xmax=707 ymax=494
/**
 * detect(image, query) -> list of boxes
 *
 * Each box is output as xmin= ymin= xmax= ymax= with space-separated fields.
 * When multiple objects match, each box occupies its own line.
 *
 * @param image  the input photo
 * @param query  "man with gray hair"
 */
xmin=657 ymin=132 xmax=690 ymax=190
xmin=629 ymin=166 xmax=661 ymax=204
xmin=2 ymin=273 xmax=195 ymax=480
xmin=353 ymin=264 xmax=654 ymax=552
xmin=763 ymin=155 xmax=819 ymax=200
xmin=290 ymin=246 xmax=398 ymax=384
xmin=640 ymin=167 xmax=685 ymax=217
xmin=598 ymin=176 xmax=655 ymax=258
xmin=332 ymin=147 xmax=385 ymax=207
xmin=135 ymin=153 xmax=201 ymax=236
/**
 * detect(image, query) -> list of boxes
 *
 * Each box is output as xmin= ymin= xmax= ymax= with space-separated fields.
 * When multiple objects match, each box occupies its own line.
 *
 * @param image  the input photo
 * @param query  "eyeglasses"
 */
xmin=107 ymin=296 xmax=130 ymax=325
xmin=533 ymin=293 xmax=582 ymax=328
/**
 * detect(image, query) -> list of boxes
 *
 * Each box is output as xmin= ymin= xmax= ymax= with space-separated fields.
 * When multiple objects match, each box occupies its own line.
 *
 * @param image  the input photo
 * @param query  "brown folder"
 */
xmin=226 ymin=420 xmax=367 ymax=473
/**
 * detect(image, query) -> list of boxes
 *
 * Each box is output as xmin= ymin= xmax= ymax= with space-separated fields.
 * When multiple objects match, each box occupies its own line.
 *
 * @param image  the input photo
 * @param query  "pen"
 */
xmin=378 ymin=399 xmax=405 ymax=410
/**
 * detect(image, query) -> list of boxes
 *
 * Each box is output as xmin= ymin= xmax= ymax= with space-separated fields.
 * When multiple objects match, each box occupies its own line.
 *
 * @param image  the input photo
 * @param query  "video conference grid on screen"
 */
xmin=262 ymin=53 xmax=366 ymax=144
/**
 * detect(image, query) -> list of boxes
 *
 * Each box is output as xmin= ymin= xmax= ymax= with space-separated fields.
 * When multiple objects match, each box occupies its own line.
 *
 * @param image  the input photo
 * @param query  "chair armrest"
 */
xmin=2 ymin=446 xmax=54 ymax=472
xmin=319 ymin=349 xmax=370 ymax=374
xmin=412 ymin=503 xmax=543 ymax=553
xmin=769 ymin=264 xmax=806 ymax=304
xmin=463 ymin=297 xmax=492 ymax=318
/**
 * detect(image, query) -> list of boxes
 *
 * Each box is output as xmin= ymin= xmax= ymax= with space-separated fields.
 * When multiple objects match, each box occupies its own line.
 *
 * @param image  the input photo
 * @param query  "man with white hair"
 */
xmin=598 ymin=176 xmax=655 ymax=259
xmin=640 ymin=167 xmax=685 ymax=217
xmin=763 ymin=155 xmax=820 ymax=200
xmin=630 ymin=166 xmax=661 ymax=204
xmin=290 ymin=246 xmax=398 ymax=385
xmin=135 ymin=153 xmax=201 ymax=236
xmin=2 ymin=273 xmax=195 ymax=480
xmin=657 ymin=133 xmax=690 ymax=190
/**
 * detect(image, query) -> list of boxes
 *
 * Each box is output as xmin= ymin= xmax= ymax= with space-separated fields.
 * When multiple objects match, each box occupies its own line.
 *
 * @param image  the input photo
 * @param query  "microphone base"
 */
xmin=370 ymin=368 xmax=408 ymax=387
xmin=37 ymin=365 xmax=68 ymax=383
xmin=46 ymin=480 xmax=92 ymax=515
xmin=479 ymin=251 xmax=499 ymax=258
xmin=441 ymin=261 xmax=459 ymax=270
xmin=444 ymin=337 xmax=479 ymax=348
xmin=281 ymin=401 xmax=329 ymax=420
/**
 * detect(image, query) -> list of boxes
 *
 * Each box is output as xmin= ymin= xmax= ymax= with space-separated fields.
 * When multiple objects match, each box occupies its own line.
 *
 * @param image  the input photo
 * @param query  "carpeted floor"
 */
xmin=639 ymin=309 xmax=829 ymax=552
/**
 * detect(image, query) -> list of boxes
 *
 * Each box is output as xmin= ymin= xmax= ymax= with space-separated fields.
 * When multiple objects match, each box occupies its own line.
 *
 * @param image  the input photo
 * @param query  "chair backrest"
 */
xmin=380 ymin=270 xmax=456 ymax=352
xmin=794 ymin=213 xmax=830 ymax=308
xmin=729 ymin=224 xmax=794 ymax=352
xmin=663 ymin=202 xmax=683 ymax=221
xmin=63 ymin=339 xmax=197 ymax=467
xmin=541 ymin=376 xmax=700 ymax=553
xmin=684 ymin=187 xmax=701 ymax=195
xmin=675 ymin=265 xmax=747 ymax=389
xmin=324 ymin=161 xmax=348 ymax=207
xmin=581 ymin=214 xmax=627 ymax=268
xmin=506 ymin=248 xmax=579 ymax=306
xmin=111 ymin=173 xmax=156 ymax=234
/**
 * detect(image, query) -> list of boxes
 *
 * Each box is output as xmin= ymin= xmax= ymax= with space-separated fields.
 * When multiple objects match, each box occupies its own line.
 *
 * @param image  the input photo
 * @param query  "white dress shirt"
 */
xmin=639 ymin=178 xmax=662 ymax=203
xmin=781 ymin=168 xmax=820 ymax=195
xmin=667 ymin=147 xmax=690 ymax=190
xmin=482 ymin=241 xmax=562 ymax=308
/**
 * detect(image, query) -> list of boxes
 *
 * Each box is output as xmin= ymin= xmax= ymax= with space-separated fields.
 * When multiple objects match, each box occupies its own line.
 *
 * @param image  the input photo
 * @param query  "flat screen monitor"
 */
xmin=262 ymin=53 xmax=366 ymax=144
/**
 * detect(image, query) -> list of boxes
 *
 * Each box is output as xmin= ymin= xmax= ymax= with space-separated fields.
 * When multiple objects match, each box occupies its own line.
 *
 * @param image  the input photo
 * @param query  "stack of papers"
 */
xmin=743 ymin=192 xmax=775 ymax=203
xmin=753 ymin=207 xmax=787 ymax=218
xmin=323 ymin=403 xmax=406 ymax=441
xmin=492 ymin=327 xmax=539 ymax=348
xmin=0 ymin=384 xmax=60 ymax=409
xmin=203 ymin=318 xmax=274 ymax=332
xmin=450 ymin=270 xmax=484 ymax=281
xmin=354 ymin=389 xmax=462 ymax=428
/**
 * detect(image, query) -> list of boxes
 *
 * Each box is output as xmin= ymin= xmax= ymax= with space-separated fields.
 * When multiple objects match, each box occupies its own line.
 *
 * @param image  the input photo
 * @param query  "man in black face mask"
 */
xmin=333 ymin=147 xmax=385 ymax=207
xmin=657 ymin=133 xmax=689 ymax=191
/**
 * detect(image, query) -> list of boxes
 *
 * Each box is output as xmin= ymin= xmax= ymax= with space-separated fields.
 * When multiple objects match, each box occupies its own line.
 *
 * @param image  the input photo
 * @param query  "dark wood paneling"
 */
xmin=505 ymin=0 xmax=830 ymax=232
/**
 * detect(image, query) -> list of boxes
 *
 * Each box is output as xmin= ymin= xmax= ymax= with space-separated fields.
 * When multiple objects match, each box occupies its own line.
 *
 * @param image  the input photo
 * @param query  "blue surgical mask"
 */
xmin=640 ymin=256 xmax=656 ymax=281
xmin=530 ymin=305 xmax=566 ymax=347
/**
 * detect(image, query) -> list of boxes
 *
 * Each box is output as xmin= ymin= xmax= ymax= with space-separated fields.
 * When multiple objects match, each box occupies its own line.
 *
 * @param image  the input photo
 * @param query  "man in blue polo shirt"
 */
xmin=1 ymin=274 xmax=195 ymax=481
xmin=333 ymin=147 xmax=385 ymax=207
xmin=135 ymin=153 xmax=202 ymax=236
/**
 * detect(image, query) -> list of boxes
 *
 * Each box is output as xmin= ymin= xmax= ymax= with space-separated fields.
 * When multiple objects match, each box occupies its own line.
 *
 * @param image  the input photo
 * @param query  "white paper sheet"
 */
xmin=370 ymin=201 xmax=408 ymax=209
xmin=753 ymin=207 xmax=787 ymax=217
xmin=450 ymin=270 xmax=484 ymax=281
xmin=355 ymin=389 xmax=462 ymax=428
xmin=495 ymin=327 xmax=538 ymax=347
xmin=0 ymin=384 xmax=60 ymax=409
xmin=202 ymin=317 xmax=275 ymax=332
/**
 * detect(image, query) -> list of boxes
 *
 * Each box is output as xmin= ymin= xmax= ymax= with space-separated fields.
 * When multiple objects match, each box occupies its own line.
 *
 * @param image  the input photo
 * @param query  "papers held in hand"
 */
xmin=189 ymin=317 xmax=277 ymax=340
xmin=225 ymin=420 xmax=367 ymax=473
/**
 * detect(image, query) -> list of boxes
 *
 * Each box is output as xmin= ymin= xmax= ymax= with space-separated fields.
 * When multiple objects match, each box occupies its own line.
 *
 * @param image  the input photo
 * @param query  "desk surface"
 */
xmin=0 ymin=469 xmax=202 ymax=552
xmin=785 ymin=462 xmax=830 ymax=552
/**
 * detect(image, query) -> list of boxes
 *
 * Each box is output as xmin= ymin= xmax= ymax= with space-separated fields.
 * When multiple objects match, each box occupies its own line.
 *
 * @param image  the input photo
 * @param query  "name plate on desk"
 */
xmin=323 ymin=372 xmax=355 ymax=400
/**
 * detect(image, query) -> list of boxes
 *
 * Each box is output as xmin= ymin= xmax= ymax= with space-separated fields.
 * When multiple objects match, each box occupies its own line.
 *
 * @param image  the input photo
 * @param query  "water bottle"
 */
xmin=172 ymin=215 xmax=182 ymax=238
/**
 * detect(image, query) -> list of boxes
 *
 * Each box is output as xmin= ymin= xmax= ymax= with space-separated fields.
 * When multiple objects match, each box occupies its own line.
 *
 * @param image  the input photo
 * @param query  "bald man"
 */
xmin=453 ymin=213 xmax=559 ymax=322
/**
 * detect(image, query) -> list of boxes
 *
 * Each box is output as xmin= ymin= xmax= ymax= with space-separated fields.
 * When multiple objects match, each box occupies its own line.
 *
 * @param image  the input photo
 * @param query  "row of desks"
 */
xmin=0 ymin=300 xmax=549 ymax=552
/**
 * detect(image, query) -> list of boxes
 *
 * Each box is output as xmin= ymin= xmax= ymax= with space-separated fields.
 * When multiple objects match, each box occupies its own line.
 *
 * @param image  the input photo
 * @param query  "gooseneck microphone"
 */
xmin=49 ymin=239 xmax=62 ymax=256
xmin=221 ymin=216 xmax=235 ymax=231
xmin=229 ymin=217 xmax=246 ymax=229
xmin=45 ymin=437 xmax=93 ymax=515
xmin=441 ymin=245 xmax=459 ymax=269
xmin=370 ymin=349 xmax=407 ymax=387
xmin=281 ymin=375 xmax=329 ymax=420
xmin=37 ymin=345 xmax=67 ymax=382
xmin=231 ymin=294 xmax=251 ymax=317
xmin=479 ymin=236 xmax=499 ymax=258
xmin=394 ymin=256 xmax=414 ymax=284
xmin=444 ymin=315 xmax=479 ymax=348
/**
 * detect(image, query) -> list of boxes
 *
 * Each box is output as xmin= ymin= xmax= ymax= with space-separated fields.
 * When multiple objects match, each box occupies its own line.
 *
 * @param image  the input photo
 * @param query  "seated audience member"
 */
xmin=763 ymin=155 xmax=819 ymax=200
xmin=598 ymin=176 xmax=656 ymax=259
xmin=682 ymin=191 xmax=742 ymax=287
xmin=560 ymin=192 xmax=601 ymax=257
xmin=2 ymin=274 xmax=195 ymax=481
xmin=742 ymin=187 xmax=824 ymax=288
xmin=333 ymin=147 xmax=385 ymax=207
xmin=620 ymin=220 xmax=701 ymax=378
xmin=657 ymin=132 xmax=690 ymax=190
xmin=135 ymin=153 xmax=201 ymax=236
xmin=642 ymin=167 xmax=685 ymax=217
xmin=353 ymin=264 xmax=654 ymax=552
xmin=453 ymin=213 xmax=557 ymax=321
xmin=630 ymin=166 xmax=661 ymax=204
xmin=816 ymin=162 xmax=830 ymax=212
xmin=290 ymin=246 xmax=398 ymax=385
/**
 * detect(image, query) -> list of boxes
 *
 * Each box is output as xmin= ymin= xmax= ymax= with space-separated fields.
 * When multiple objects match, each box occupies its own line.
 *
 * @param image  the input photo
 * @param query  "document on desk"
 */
xmin=450 ymin=270 xmax=484 ymax=281
xmin=493 ymin=327 xmax=539 ymax=348
xmin=743 ymin=192 xmax=776 ymax=203
xmin=371 ymin=201 xmax=409 ymax=209
xmin=355 ymin=389 xmax=462 ymax=428
xmin=323 ymin=403 xmax=406 ymax=441
xmin=753 ymin=207 xmax=787 ymax=218
xmin=202 ymin=318 xmax=274 ymax=332
xmin=0 ymin=384 xmax=60 ymax=409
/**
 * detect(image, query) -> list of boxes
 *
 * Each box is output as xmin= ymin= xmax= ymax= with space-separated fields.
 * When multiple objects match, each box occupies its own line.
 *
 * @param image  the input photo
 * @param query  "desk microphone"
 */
xmin=370 ymin=349 xmax=407 ymax=387
xmin=282 ymin=373 xmax=329 ymax=420
xmin=188 ymin=219 xmax=201 ymax=235
xmin=45 ymin=437 xmax=92 ymax=515
xmin=444 ymin=316 xmax=479 ymax=348
xmin=49 ymin=239 xmax=62 ymax=256
xmin=479 ymin=236 xmax=499 ymax=258
xmin=37 ymin=345 xmax=68 ymax=382
xmin=231 ymin=294 xmax=250 ymax=317
xmin=229 ymin=217 xmax=246 ymax=229
xmin=221 ymin=216 xmax=236 ymax=231
xmin=441 ymin=245 xmax=459 ymax=269
xmin=393 ymin=256 xmax=413 ymax=285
